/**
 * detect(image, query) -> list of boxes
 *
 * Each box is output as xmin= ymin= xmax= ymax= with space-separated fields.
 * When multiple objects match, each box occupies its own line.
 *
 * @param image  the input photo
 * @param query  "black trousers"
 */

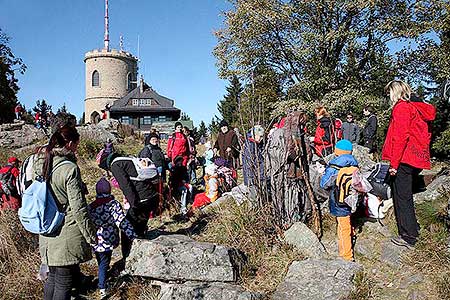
xmin=44 ymin=265 xmax=80 ymax=300
xmin=121 ymin=202 xmax=153 ymax=258
xmin=391 ymin=163 xmax=421 ymax=245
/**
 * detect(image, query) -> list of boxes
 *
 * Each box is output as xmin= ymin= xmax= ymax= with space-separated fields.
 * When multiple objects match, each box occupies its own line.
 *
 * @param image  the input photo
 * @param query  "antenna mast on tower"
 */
xmin=104 ymin=0 xmax=110 ymax=51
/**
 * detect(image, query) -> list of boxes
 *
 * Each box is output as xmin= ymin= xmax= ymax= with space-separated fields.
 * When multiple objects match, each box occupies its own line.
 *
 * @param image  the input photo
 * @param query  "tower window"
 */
xmin=127 ymin=73 xmax=133 ymax=90
xmin=92 ymin=71 xmax=100 ymax=87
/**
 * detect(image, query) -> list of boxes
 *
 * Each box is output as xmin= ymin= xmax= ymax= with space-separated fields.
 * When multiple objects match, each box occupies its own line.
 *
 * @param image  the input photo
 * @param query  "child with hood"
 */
xmin=320 ymin=140 xmax=358 ymax=261
xmin=89 ymin=177 xmax=136 ymax=299
xmin=204 ymin=141 xmax=214 ymax=167
xmin=191 ymin=164 xmax=220 ymax=210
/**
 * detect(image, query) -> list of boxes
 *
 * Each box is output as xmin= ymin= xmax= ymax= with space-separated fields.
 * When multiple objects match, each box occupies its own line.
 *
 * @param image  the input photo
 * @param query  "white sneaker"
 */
xmin=99 ymin=289 xmax=108 ymax=299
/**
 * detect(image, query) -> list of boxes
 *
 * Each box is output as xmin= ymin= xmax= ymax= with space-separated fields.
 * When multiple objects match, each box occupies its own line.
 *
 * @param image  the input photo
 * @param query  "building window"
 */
xmin=132 ymin=99 xmax=138 ymax=106
xmin=127 ymin=73 xmax=133 ymax=90
xmin=121 ymin=116 xmax=131 ymax=124
xmin=158 ymin=115 xmax=167 ymax=121
xmin=92 ymin=71 xmax=99 ymax=87
xmin=143 ymin=116 xmax=152 ymax=125
xmin=139 ymin=99 xmax=152 ymax=106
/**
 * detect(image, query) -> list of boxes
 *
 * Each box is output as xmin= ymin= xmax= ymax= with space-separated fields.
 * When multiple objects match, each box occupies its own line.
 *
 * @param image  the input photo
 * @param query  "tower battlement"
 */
xmin=84 ymin=49 xmax=137 ymax=62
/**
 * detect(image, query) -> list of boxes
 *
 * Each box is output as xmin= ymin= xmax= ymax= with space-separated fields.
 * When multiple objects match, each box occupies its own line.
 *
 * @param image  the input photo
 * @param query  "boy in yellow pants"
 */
xmin=320 ymin=139 xmax=358 ymax=261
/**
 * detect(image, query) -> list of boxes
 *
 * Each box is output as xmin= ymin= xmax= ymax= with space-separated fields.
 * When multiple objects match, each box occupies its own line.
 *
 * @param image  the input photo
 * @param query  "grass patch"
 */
xmin=0 ymin=210 xmax=42 ymax=299
xmin=197 ymin=203 xmax=304 ymax=294
xmin=343 ymin=271 xmax=373 ymax=300
xmin=403 ymin=193 xmax=450 ymax=300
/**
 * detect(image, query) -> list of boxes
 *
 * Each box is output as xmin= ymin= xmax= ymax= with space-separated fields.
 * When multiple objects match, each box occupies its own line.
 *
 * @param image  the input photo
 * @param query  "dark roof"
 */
xmin=110 ymin=83 xmax=180 ymax=114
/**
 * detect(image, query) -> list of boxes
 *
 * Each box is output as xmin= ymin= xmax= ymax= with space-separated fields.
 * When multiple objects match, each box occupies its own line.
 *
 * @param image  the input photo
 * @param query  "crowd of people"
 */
xmin=0 ymin=80 xmax=437 ymax=299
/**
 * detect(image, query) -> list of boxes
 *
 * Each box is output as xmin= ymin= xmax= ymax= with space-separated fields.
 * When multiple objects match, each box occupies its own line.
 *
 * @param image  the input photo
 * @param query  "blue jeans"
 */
xmin=95 ymin=251 xmax=112 ymax=289
xmin=44 ymin=265 xmax=80 ymax=300
xmin=179 ymin=185 xmax=192 ymax=215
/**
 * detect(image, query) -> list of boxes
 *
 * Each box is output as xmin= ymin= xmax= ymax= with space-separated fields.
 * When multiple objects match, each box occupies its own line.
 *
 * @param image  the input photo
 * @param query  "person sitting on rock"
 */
xmin=320 ymin=140 xmax=359 ymax=261
xmin=189 ymin=164 xmax=219 ymax=214
xmin=88 ymin=177 xmax=136 ymax=299
xmin=0 ymin=157 xmax=21 ymax=211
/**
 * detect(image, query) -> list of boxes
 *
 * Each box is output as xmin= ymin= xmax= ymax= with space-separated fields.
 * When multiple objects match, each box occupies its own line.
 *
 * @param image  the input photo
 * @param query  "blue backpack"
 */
xmin=18 ymin=160 xmax=73 ymax=235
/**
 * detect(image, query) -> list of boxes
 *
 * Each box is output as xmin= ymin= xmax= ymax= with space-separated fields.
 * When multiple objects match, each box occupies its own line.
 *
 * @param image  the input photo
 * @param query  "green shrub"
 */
xmin=77 ymin=139 xmax=103 ymax=159
xmin=432 ymin=127 xmax=450 ymax=158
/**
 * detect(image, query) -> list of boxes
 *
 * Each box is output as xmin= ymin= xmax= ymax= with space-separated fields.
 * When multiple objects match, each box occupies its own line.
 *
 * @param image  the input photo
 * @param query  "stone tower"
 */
xmin=84 ymin=49 xmax=138 ymax=123
xmin=84 ymin=0 xmax=138 ymax=124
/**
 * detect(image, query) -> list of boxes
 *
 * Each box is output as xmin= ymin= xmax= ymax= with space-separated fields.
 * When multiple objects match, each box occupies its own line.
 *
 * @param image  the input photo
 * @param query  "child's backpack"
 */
xmin=0 ymin=166 xmax=16 ymax=196
xmin=18 ymin=160 xmax=73 ymax=235
xmin=334 ymin=166 xmax=359 ymax=207
xmin=111 ymin=157 xmax=158 ymax=181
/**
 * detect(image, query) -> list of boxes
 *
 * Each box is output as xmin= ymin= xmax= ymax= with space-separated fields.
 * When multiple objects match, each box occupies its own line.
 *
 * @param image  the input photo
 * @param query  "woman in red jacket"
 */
xmin=167 ymin=122 xmax=189 ymax=166
xmin=313 ymin=106 xmax=335 ymax=157
xmin=382 ymin=80 xmax=436 ymax=249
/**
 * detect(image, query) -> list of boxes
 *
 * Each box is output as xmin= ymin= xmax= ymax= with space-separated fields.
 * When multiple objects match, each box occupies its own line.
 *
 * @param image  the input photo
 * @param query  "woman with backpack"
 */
xmin=33 ymin=126 xmax=97 ymax=300
xmin=382 ymin=80 xmax=436 ymax=249
xmin=313 ymin=106 xmax=335 ymax=157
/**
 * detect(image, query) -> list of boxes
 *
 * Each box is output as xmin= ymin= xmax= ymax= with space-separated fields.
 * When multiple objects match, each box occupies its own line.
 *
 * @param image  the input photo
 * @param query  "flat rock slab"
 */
xmin=284 ymin=222 xmax=326 ymax=258
xmin=272 ymin=259 xmax=362 ymax=300
xmin=158 ymin=281 xmax=263 ymax=300
xmin=126 ymin=235 xmax=244 ymax=282
xmin=379 ymin=240 xmax=409 ymax=269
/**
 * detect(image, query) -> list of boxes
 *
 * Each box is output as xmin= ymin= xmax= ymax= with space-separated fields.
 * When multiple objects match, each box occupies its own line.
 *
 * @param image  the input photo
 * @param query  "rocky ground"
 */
xmin=0 ymin=123 xmax=449 ymax=300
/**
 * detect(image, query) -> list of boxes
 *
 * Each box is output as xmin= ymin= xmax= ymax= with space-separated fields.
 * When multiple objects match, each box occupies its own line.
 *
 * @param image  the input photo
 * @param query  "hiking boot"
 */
xmin=391 ymin=236 xmax=415 ymax=250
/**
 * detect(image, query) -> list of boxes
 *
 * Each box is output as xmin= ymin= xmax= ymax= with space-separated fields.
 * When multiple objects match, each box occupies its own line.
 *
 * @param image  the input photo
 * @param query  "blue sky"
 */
xmin=0 ymin=0 xmax=231 ymax=126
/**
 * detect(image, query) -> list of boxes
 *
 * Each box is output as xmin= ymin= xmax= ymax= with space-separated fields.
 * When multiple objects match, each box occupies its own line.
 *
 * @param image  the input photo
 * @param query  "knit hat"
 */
xmin=96 ymin=177 xmax=111 ymax=195
xmin=219 ymin=120 xmax=229 ymax=127
xmin=335 ymin=139 xmax=353 ymax=156
xmin=149 ymin=132 xmax=159 ymax=140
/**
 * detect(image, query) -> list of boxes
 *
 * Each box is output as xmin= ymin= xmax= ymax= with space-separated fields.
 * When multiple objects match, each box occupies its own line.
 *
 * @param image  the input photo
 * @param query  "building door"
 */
xmin=90 ymin=111 xmax=101 ymax=124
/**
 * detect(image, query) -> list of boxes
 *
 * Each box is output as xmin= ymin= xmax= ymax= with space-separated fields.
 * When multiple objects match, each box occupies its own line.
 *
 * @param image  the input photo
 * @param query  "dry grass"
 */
xmin=403 ymin=194 xmax=450 ymax=300
xmin=343 ymin=271 xmax=374 ymax=300
xmin=0 ymin=210 xmax=42 ymax=299
xmin=196 ymin=202 xmax=304 ymax=295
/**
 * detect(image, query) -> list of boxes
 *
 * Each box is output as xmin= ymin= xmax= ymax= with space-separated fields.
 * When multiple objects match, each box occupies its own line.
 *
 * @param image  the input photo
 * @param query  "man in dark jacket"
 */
xmin=107 ymin=153 xmax=158 ymax=258
xmin=362 ymin=106 xmax=378 ymax=154
xmin=138 ymin=133 xmax=165 ymax=171
xmin=214 ymin=120 xmax=240 ymax=166
xmin=341 ymin=113 xmax=360 ymax=144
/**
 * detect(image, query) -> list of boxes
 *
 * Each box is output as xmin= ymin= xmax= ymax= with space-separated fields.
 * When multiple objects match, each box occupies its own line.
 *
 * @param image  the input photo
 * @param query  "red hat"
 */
xmin=8 ymin=157 xmax=19 ymax=164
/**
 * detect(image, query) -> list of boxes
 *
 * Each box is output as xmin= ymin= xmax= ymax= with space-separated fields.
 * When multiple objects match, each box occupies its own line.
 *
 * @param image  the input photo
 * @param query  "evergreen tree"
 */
xmin=218 ymin=75 xmax=242 ymax=126
xmin=180 ymin=112 xmax=191 ymax=121
xmin=198 ymin=121 xmax=207 ymax=138
xmin=208 ymin=117 xmax=220 ymax=136
xmin=0 ymin=29 xmax=26 ymax=124
xmin=57 ymin=103 xmax=68 ymax=114
xmin=33 ymin=99 xmax=52 ymax=117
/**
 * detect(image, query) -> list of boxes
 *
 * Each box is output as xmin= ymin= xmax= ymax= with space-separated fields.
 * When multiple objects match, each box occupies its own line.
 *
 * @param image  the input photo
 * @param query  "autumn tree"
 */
xmin=0 ymin=29 xmax=26 ymax=124
xmin=214 ymin=0 xmax=441 ymax=120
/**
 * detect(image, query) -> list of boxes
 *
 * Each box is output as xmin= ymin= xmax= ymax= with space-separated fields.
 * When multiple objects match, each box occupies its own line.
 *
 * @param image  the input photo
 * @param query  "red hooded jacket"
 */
xmin=167 ymin=132 xmax=189 ymax=166
xmin=382 ymin=99 xmax=436 ymax=170
xmin=313 ymin=117 xmax=334 ymax=156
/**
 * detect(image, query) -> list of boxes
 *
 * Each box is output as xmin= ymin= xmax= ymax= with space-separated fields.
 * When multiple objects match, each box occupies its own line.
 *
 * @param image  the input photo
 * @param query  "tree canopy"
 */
xmin=214 ymin=0 xmax=444 ymax=113
xmin=0 ymin=29 xmax=26 ymax=124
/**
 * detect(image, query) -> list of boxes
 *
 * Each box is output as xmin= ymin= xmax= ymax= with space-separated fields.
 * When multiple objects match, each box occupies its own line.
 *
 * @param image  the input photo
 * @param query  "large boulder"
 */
xmin=0 ymin=124 xmax=46 ymax=148
xmin=76 ymin=124 xmax=117 ymax=143
xmin=272 ymin=259 xmax=362 ymax=300
xmin=414 ymin=169 xmax=450 ymax=203
xmin=125 ymin=235 xmax=245 ymax=282
xmin=284 ymin=222 xmax=326 ymax=259
xmin=157 ymin=281 xmax=262 ymax=300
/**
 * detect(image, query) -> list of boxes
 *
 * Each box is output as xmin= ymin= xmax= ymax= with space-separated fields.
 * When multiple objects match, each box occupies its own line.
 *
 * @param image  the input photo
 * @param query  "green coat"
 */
xmin=34 ymin=150 xmax=97 ymax=266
